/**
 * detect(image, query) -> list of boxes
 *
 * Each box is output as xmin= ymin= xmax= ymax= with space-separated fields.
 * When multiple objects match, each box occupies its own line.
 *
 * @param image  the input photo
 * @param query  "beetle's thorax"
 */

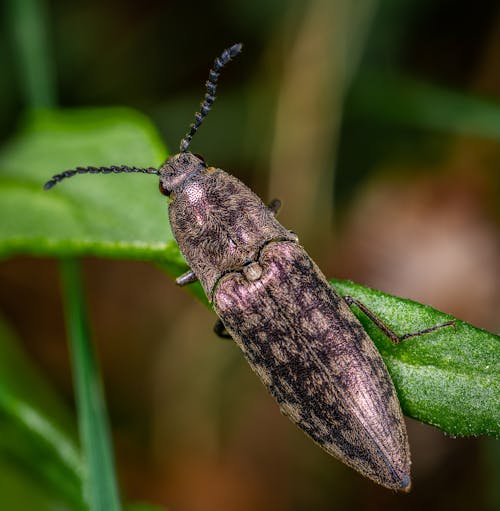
xmin=168 ymin=168 xmax=297 ymax=300
xmin=158 ymin=152 xmax=206 ymax=195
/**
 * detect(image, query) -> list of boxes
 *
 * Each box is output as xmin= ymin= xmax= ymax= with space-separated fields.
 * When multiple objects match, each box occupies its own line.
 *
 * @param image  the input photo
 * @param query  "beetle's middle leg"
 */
xmin=343 ymin=296 xmax=456 ymax=344
xmin=176 ymin=270 xmax=198 ymax=286
xmin=268 ymin=198 xmax=281 ymax=216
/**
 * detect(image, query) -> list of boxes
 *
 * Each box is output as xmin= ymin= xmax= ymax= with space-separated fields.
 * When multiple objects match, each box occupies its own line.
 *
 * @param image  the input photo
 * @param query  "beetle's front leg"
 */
xmin=343 ymin=296 xmax=456 ymax=344
xmin=178 ymin=272 xmax=233 ymax=341
xmin=176 ymin=270 xmax=198 ymax=286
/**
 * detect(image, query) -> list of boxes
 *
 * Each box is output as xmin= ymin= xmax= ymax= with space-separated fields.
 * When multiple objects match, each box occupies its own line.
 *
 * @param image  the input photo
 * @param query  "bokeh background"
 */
xmin=0 ymin=0 xmax=499 ymax=510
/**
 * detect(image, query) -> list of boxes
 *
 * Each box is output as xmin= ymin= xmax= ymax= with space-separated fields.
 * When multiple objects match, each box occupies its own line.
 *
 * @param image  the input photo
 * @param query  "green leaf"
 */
xmin=332 ymin=279 xmax=500 ymax=437
xmin=0 ymin=315 xmax=85 ymax=509
xmin=61 ymin=259 xmax=121 ymax=511
xmin=0 ymin=108 xmax=184 ymax=268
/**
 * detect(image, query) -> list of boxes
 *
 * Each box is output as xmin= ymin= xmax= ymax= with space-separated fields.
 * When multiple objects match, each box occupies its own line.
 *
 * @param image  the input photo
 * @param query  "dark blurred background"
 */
xmin=0 ymin=0 xmax=499 ymax=510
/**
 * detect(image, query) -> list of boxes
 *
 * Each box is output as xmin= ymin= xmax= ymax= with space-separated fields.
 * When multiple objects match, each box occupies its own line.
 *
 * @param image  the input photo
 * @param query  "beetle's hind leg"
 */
xmin=214 ymin=319 xmax=232 ymax=339
xmin=343 ymin=296 xmax=456 ymax=344
xmin=176 ymin=270 xmax=198 ymax=286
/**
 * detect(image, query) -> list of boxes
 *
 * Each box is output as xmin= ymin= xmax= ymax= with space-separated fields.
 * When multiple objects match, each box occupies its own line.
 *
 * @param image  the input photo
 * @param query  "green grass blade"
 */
xmin=60 ymin=258 xmax=122 ymax=511
xmin=332 ymin=279 xmax=500 ymax=437
xmin=5 ymin=0 xmax=57 ymax=108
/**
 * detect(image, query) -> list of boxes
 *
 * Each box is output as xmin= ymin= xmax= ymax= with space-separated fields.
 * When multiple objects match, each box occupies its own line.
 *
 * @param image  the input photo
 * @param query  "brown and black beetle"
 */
xmin=45 ymin=44 xmax=455 ymax=491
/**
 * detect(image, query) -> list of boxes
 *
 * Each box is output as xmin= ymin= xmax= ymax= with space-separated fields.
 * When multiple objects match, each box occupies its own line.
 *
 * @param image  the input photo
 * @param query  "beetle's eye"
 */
xmin=159 ymin=180 xmax=170 ymax=196
xmin=193 ymin=153 xmax=207 ymax=166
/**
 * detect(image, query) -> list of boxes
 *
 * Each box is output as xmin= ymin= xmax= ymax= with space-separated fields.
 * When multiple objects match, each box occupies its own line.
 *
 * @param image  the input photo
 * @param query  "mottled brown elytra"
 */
xmin=45 ymin=44 xmax=454 ymax=491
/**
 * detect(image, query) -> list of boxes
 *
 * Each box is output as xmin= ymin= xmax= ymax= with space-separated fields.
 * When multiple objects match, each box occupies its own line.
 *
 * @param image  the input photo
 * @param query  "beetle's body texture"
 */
xmin=165 ymin=154 xmax=411 ymax=490
xmin=214 ymin=241 xmax=410 ymax=490
xmin=166 ymin=155 xmax=296 ymax=298
xmin=42 ymin=43 xmax=441 ymax=492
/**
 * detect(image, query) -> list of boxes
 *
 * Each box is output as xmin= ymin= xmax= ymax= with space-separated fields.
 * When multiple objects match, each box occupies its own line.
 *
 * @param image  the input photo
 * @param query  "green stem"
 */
xmin=6 ymin=0 xmax=57 ymax=108
xmin=60 ymin=259 xmax=122 ymax=511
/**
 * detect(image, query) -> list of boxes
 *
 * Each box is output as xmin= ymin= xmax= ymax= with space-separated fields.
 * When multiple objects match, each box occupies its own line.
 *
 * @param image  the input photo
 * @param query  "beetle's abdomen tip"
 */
xmin=397 ymin=473 xmax=412 ymax=493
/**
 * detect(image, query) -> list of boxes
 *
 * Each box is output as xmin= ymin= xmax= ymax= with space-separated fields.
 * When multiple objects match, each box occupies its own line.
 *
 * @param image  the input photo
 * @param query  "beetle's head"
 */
xmin=158 ymin=152 xmax=207 ymax=196
xmin=42 ymin=44 xmax=242 ymax=192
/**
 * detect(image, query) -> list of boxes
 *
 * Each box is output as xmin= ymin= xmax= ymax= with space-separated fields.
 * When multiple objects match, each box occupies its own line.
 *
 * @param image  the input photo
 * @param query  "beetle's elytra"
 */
xmin=44 ymin=44 xmax=454 ymax=491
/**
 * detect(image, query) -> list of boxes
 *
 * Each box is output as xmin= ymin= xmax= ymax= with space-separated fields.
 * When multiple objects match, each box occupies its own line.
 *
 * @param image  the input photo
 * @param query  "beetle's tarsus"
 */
xmin=398 ymin=320 xmax=456 ymax=341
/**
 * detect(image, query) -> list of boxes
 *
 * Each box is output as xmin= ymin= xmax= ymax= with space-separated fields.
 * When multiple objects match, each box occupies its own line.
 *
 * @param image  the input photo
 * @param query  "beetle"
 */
xmin=44 ymin=44 xmax=454 ymax=491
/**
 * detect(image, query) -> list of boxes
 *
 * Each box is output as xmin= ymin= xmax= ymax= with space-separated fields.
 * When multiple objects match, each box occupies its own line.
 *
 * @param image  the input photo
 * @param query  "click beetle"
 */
xmin=44 ymin=43 xmax=454 ymax=491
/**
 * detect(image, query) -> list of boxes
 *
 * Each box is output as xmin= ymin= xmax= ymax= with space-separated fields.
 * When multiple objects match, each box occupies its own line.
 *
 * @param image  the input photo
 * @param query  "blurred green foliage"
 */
xmin=0 ymin=315 xmax=84 ymax=509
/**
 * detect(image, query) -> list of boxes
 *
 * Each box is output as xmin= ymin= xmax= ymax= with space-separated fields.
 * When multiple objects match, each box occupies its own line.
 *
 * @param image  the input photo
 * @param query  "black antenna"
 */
xmin=43 ymin=165 xmax=159 ymax=190
xmin=179 ymin=43 xmax=243 ymax=153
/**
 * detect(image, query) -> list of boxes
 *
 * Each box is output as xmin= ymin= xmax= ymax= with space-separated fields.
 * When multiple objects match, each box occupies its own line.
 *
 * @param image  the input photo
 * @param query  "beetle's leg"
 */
xmin=176 ymin=270 xmax=198 ymax=286
xmin=268 ymin=198 xmax=281 ymax=216
xmin=343 ymin=296 xmax=456 ymax=344
xmin=214 ymin=319 xmax=232 ymax=339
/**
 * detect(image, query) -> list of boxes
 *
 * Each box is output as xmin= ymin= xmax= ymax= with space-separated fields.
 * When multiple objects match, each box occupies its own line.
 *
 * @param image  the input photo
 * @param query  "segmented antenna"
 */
xmin=179 ymin=43 xmax=243 ymax=152
xmin=43 ymin=165 xmax=159 ymax=190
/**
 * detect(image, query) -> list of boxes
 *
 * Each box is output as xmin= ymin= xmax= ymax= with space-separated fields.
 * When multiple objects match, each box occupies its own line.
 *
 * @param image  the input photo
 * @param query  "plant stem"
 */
xmin=6 ymin=0 xmax=57 ymax=108
xmin=60 ymin=259 xmax=122 ymax=511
